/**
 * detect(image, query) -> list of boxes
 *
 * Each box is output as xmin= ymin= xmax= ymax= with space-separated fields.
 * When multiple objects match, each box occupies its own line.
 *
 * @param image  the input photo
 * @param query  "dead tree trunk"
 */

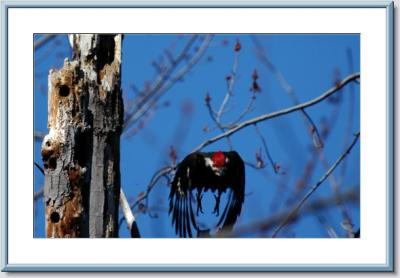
xmin=41 ymin=34 xmax=123 ymax=238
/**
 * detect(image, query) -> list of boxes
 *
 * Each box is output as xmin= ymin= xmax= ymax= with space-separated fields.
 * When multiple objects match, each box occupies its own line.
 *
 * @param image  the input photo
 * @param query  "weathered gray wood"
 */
xmin=42 ymin=34 xmax=123 ymax=238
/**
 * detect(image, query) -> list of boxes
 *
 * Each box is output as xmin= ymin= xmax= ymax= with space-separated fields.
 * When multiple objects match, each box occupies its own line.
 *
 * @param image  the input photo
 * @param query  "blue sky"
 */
xmin=34 ymin=34 xmax=360 ymax=238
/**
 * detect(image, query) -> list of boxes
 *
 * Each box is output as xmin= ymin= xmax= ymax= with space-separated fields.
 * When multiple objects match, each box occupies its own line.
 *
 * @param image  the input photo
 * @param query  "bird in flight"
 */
xmin=169 ymin=151 xmax=245 ymax=237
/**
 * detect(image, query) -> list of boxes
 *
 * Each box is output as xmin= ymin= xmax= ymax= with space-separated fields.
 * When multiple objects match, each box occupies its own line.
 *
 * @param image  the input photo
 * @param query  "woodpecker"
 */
xmin=169 ymin=151 xmax=245 ymax=237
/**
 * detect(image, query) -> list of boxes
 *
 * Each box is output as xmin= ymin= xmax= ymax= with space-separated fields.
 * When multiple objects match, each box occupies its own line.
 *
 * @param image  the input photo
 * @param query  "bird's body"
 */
xmin=169 ymin=151 xmax=245 ymax=237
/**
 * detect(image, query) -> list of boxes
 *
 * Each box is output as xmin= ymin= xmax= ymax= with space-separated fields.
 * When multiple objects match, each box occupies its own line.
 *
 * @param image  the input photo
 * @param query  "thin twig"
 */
xmin=253 ymin=124 xmax=277 ymax=173
xmin=245 ymin=160 xmax=266 ymax=170
xmin=252 ymin=35 xmax=323 ymax=148
xmin=123 ymin=35 xmax=198 ymax=130
xmin=124 ymin=35 xmax=213 ymax=132
xmin=316 ymin=150 xmax=354 ymax=236
xmin=271 ymin=131 xmax=360 ymax=237
xmin=209 ymin=47 xmax=240 ymax=149
xmin=288 ymin=99 xmax=342 ymax=204
xmin=216 ymin=51 xmax=239 ymax=122
xmin=132 ymin=36 xmax=198 ymax=110
xmin=206 ymin=101 xmax=219 ymax=127
xmin=192 ymin=73 xmax=360 ymax=153
xmin=34 ymin=162 xmax=45 ymax=175
xmin=118 ymin=166 xmax=174 ymax=227
xmin=229 ymin=94 xmax=257 ymax=126
xmin=340 ymin=48 xmax=356 ymax=185
xmin=131 ymin=166 xmax=173 ymax=210
xmin=220 ymin=187 xmax=359 ymax=237
xmin=206 ymin=103 xmax=234 ymax=149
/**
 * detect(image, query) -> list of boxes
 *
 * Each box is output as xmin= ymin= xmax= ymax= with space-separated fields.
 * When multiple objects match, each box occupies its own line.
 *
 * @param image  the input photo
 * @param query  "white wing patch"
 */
xmin=177 ymin=178 xmax=184 ymax=196
xmin=205 ymin=157 xmax=223 ymax=176
xmin=205 ymin=157 xmax=214 ymax=168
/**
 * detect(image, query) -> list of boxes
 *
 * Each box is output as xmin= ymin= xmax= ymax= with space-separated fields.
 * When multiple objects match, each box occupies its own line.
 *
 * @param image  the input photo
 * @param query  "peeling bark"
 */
xmin=42 ymin=34 xmax=123 ymax=238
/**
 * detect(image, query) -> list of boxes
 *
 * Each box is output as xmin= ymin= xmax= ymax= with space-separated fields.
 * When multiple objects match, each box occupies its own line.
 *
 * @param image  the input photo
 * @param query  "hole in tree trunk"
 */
xmin=48 ymin=157 xmax=57 ymax=169
xmin=59 ymin=85 xmax=70 ymax=97
xmin=98 ymin=37 xmax=115 ymax=66
xmin=50 ymin=211 xmax=60 ymax=223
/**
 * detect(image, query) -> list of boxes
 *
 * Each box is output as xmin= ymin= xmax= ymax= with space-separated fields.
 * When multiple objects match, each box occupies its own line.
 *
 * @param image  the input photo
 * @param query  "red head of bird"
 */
xmin=212 ymin=151 xmax=226 ymax=168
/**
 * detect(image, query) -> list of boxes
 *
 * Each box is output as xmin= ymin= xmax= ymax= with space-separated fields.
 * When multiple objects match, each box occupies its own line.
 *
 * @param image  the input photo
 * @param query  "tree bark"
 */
xmin=41 ymin=34 xmax=123 ymax=238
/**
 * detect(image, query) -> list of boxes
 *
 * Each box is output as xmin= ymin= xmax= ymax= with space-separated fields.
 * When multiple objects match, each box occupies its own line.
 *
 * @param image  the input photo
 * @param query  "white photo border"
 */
xmin=1 ymin=1 xmax=394 ymax=272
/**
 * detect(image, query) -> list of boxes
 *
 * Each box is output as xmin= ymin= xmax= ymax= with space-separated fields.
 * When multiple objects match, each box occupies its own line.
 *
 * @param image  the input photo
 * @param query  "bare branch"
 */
xmin=118 ymin=166 xmax=174 ymax=228
xmin=34 ymin=186 xmax=44 ymax=201
xmin=120 ymin=189 xmax=140 ymax=238
xmin=34 ymin=34 xmax=57 ymax=50
xmin=316 ymin=150 xmax=354 ymax=236
xmin=274 ymin=63 xmax=355 ymax=235
xmin=271 ymin=131 xmax=360 ymax=237
xmin=206 ymin=99 xmax=219 ymax=125
xmin=286 ymin=98 xmax=342 ymax=204
xmin=130 ymin=166 xmax=173 ymax=211
xmin=252 ymin=35 xmax=323 ymax=148
xmin=34 ymin=162 xmax=44 ymax=175
xmin=124 ymin=35 xmax=213 ymax=132
xmin=123 ymin=35 xmax=199 ymax=130
xmin=34 ymin=131 xmax=46 ymax=142
xmin=315 ymin=213 xmax=339 ymax=238
xmin=192 ymin=72 xmax=360 ymax=153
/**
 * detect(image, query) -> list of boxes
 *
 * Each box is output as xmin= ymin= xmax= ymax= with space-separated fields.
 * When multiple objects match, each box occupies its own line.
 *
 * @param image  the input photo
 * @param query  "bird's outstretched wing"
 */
xmin=216 ymin=151 xmax=245 ymax=233
xmin=169 ymin=153 xmax=202 ymax=237
xmin=169 ymin=151 xmax=245 ymax=237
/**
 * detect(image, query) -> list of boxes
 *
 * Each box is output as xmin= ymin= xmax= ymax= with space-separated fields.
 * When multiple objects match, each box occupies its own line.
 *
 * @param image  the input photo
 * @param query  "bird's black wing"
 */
xmin=169 ymin=153 xmax=203 ymax=237
xmin=217 ymin=151 xmax=245 ymax=233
